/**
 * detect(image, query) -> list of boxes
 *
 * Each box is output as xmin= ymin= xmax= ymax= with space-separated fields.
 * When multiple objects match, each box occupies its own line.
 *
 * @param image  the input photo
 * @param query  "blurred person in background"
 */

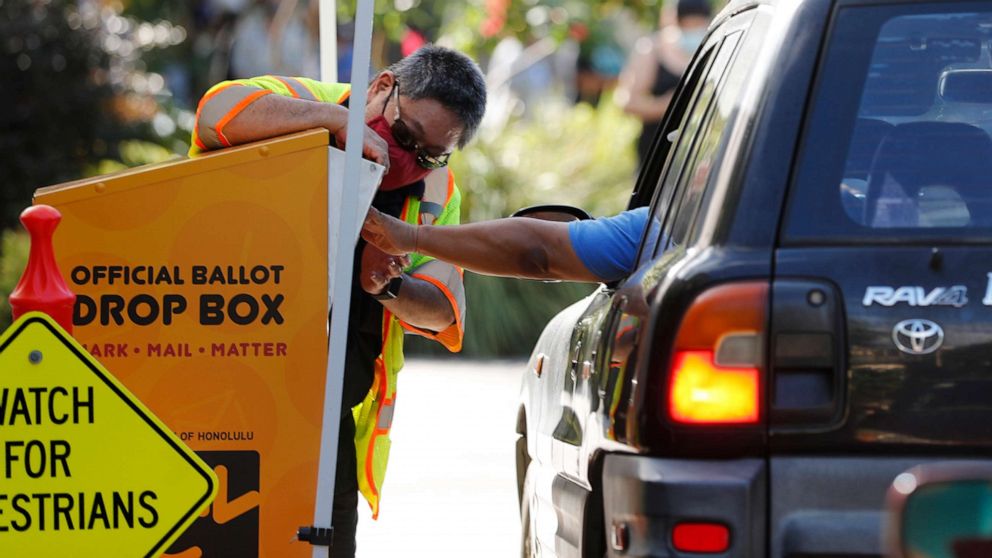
xmin=192 ymin=0 xmax=341 ymax=90
xmin=268 ymin=0 xmax=321 ymax=78
xmin=228 ymin=0 xmax=320 ymax=79
xmin=227 ymin=0 xmax=273 ymax=78
xmin=190 ymin=46 xmax=486 ymax=557
xmin=616 ymin=0 xmax=712 ymax=168
xmin=573 ymin=18 xmax=627 ymax=105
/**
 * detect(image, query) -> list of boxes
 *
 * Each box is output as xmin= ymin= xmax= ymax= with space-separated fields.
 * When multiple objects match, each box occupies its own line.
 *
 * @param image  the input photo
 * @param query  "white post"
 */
xmin=312 ymin=0 xmax=374 ymax=556
xmin=319 ymin=0 xmax=338 ymax=83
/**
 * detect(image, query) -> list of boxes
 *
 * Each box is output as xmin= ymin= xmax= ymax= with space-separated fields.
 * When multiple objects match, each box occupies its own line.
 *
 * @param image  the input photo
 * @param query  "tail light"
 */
xmin=668 ymin=282 xmax=768 ymax=425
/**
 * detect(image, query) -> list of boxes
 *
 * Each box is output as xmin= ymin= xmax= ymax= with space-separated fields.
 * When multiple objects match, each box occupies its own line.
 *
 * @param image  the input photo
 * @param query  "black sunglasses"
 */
xmin=382 ymin=82 xmax=451 ymax=170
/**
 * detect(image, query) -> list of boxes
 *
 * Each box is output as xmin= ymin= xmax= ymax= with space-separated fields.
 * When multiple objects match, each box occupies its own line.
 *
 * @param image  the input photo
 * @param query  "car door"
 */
xmin=525 ymin=26 xmax=737 ymax=558
xmin=591 ymin=10 xmax=763 ymax=454
xmin=570 ymin=21 xmax=744 ymax=473
xmin=528 ymin=41 xmax=725 ymax=488
xmin=528 ymin=8 xmax=770 ymax=556
xmin=530 ymin=35 xmax=726 ymax=556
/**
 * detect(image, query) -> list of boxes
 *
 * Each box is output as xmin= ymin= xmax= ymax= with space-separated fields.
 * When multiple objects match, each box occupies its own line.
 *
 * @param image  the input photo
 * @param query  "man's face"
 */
xmin=366 ymin=72 xmax=464 ymax=159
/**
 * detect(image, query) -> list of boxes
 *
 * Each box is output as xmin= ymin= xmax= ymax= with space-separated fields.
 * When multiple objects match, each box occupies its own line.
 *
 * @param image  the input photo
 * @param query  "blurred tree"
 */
xmin=0 ymin=230 xmax=28 ymax=330
xmin=0 ymin=0 xmax=118 ymax=229
xmin=0 ymin=0 xmax=192 ymax=229
xmin=334 ymin=0 xmax=662 ymax=67
xmin=452 ymin=96 xmax=638 ymax=222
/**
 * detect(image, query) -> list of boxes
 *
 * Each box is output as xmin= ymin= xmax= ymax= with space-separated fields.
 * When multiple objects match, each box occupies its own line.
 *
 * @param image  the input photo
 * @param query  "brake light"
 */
xmin=670 ymin=350 xmax=759 ymax=423
xmin=668 ymin=282 xmax=768 ymax=425
xmin=672 ymin=522 xmax=731 ymax=553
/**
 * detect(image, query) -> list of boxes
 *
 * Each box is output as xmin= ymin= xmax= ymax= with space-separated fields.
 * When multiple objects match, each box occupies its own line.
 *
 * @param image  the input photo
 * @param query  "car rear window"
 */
xmin=784 ymin=2 xmax=992 ymax=243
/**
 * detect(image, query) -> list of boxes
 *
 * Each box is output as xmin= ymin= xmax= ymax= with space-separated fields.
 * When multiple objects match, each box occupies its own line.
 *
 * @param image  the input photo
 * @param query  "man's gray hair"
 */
xmin=385 ymin=45 xmax=487 ymax=148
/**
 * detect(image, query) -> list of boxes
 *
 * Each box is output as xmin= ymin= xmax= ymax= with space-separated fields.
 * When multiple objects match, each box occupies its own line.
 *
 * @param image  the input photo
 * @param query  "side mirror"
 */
xmin=511 ymin=204 xmax=592 ymax=223
xmin=886 ymin=462 xmax=992 ymax=558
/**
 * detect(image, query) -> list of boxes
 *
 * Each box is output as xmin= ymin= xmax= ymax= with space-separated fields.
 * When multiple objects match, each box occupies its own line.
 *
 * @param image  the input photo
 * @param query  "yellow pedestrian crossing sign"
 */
xmin=0 ymin=312 xmax=217 ymax=557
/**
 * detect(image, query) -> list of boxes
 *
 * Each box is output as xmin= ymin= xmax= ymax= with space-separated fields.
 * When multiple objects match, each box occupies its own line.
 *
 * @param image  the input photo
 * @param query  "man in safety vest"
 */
xmin=191 ymin=45 xmax=486 ymax=557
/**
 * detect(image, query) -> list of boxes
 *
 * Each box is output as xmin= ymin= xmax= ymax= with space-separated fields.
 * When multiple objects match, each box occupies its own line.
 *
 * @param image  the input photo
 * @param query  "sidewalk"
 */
xmin=356 ymin=358 xmax=525 ymax=557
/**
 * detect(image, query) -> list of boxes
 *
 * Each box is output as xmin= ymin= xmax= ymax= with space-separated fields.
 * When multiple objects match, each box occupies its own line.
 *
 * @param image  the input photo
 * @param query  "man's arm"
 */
xmin=362 ymin=208 xmax=601 ymax=282
xmin=381 ymin=275 xmax=456 ymax=331
xmin=193 ymin=79 xmax=388 ymax=167
xmin=359 ymin=245 xmax=455 ymax=331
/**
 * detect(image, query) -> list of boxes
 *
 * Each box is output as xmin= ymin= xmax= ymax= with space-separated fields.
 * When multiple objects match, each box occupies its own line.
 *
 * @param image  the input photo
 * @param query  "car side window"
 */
xmin=633 ymin=47 xmax=717 ymax=268
xmin=659 ymin=31 xmax=743 ymax=256
xmin=635 ymin=32 xmax=744 ymax=267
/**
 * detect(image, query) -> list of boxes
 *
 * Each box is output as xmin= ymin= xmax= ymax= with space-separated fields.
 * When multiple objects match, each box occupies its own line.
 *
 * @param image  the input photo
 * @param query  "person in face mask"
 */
xmin=190 ymin=45 xmax=486 ymax=557
xmin=615 ymin=0 xmax=713 ymax=168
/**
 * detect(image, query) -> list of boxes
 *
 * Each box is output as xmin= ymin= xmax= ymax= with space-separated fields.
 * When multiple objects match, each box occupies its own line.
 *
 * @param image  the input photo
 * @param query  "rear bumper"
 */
xmin=602 ymin=455 xmax=765 ymax=558
xmin=769 ymin=456 xmax=992 ymax=558
xmin=601 ymin=454 xmax=992 ymax=558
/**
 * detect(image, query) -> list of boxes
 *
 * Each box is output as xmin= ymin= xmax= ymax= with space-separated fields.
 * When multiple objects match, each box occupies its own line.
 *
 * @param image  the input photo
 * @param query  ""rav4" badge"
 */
xmin=863 ymin=286 xmax=968 ymax=307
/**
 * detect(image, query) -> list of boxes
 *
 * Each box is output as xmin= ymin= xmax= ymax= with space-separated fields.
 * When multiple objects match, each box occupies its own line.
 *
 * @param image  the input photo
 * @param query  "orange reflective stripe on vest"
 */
xmin=354 ymin=310 xmax=402 ymax=518
xmin=271 ymin=76 xmax=319 ymax=101
xmin=195 ymin=84 xmax=272 ymax=149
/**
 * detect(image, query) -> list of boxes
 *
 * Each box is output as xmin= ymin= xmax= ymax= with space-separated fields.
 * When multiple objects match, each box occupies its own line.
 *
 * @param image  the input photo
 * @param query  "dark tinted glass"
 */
xmin=636 ymin=32 xmax=743 ymax=266
xmin=634 ymin=49 xmax=716 ymax=267
xmin=785 ymin=3 xmax=992 ymax=242
xmin=665 ymin=31 xmax=744 ymax=252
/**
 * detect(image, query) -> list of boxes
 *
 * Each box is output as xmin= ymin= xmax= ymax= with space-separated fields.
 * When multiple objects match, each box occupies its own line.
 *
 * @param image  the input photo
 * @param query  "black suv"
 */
xmin=515 ymin=1 xmax=992 ymax=556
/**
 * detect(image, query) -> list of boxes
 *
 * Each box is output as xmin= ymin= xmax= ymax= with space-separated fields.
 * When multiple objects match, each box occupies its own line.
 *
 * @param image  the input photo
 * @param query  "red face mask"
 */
xmin=367 ymin=115 xmax=432 ymax=191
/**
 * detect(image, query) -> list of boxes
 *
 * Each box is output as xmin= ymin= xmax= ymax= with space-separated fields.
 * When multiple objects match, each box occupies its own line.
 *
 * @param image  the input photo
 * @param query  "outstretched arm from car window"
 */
xmin=362 ymin=208 xmax=601 ymax=282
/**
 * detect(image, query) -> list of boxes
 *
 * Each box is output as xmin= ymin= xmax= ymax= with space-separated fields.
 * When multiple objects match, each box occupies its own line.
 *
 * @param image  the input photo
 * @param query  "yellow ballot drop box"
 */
xmin=32 ymin=129 xmax=382 ymax=557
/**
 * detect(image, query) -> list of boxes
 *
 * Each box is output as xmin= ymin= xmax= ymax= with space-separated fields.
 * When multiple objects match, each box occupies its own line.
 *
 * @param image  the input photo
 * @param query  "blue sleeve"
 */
xmin=567 ymin=207 xmax=649 ymax=282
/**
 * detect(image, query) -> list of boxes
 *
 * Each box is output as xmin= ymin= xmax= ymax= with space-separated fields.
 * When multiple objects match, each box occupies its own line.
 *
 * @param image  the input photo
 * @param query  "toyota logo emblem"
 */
xmin=892 ymin=319 xmax=944 ymax=355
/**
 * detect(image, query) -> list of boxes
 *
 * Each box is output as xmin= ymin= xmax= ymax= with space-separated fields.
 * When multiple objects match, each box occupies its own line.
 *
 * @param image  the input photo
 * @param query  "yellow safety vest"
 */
xmin=189 ymin=78 xmax=466 ymax=518
xmin=354 ymin=183 xmax=463 ymax=519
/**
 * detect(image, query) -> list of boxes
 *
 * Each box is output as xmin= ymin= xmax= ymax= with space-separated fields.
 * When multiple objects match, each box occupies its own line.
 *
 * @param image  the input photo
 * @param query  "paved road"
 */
xmin=355 ymin=358 xmax=525 ymax=557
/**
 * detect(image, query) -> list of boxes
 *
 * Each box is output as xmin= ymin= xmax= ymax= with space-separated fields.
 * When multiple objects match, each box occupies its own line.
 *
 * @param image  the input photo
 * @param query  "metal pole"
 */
xmin=319 ymin=0 xmax=338 ymax=83
xmin=312 ymin=0 xmax=373 ymax=556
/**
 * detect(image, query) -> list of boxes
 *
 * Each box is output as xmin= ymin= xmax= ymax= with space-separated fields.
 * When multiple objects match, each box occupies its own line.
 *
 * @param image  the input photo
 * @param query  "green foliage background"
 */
xmin=0 ymin=232 xmax=29 ymax=331
xmin=409 ymin=97 xmax=639 ymax=357
xmin=0 ymin=0 xmax=648 ymax=356
xmin=452 ymin=99 xmax=637 ymax=222
xmin=337 ymin=0 xmax=662 ymax=58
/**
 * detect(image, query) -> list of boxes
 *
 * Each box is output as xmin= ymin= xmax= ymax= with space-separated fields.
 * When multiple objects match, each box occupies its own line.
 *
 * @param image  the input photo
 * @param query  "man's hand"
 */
xmin=362 ymin=207 xmax=418 ymax=256
xmin=331 ymin=118 xmax=390 ymax=172
xmin=360 ymin=244 xmax=410 ymax=295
